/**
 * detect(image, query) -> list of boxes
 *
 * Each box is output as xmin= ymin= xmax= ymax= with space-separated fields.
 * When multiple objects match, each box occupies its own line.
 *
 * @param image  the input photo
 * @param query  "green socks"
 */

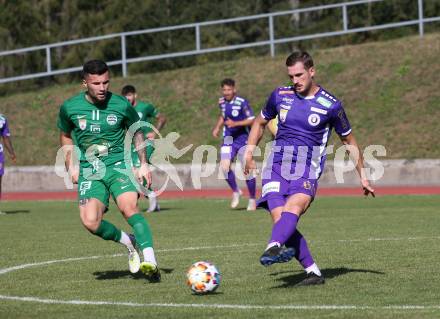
xmin=93 ymin=220 xmax=122 ymax=242
xmin=127 ymin=213 xmax=153 ymax=250
xmin=92 ymin=215 xmax=153 ymax=251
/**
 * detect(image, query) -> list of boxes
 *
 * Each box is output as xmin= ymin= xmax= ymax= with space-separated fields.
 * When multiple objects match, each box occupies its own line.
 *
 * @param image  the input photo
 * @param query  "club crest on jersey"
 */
xmin=231 ymin=110 xmax=239 ymax=117
xmin=303 ymin=181 xmax=312 ymax=190
xmin=279 ymin=109 xmax=289 ymax=123
xmin=107 ymin=114 xmax=117 ymax=125
xmin=78 ymin=119 xmax=87 ymax=130
xmin=308 ymin=113 xmax=321 ymax=126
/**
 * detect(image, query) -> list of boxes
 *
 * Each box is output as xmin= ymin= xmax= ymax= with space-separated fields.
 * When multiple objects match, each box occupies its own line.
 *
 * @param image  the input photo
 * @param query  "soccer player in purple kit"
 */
xmin=244 ymin=51 xmax=375 ymax=286
xmin=212 ymin=78 xmax=257 ymax=211
xmin=0 ymin=114 xmax=16 ymax=206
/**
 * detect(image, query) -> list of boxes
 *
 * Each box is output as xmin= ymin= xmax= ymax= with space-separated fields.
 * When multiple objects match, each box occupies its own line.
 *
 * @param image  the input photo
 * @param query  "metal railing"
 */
xmin=0 ymin=0 xmax=438 ymax=84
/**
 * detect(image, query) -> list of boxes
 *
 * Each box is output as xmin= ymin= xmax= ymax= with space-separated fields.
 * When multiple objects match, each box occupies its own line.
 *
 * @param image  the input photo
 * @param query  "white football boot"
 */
xmin=230 ymin=189 xmax=242 ymax=209
xmin=247 ymin=198 xmax=256 ymax=211
xmin=127 ymin=234 xmax=141 ymax=274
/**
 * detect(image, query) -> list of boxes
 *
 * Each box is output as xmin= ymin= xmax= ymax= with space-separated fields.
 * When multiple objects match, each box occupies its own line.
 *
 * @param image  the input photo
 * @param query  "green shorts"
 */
xmin=132 ymin=140 xmax=155 ymax=168
xmin=77 ymin=161 xmax=138 ymax=207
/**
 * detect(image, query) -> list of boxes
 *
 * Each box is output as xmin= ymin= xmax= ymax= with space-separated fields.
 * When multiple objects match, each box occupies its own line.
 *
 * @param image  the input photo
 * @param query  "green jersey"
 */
xmin=134 ymin=101 xmax=158 ymax=135
xmin=57 ymin=91 xmax=140 ymax=169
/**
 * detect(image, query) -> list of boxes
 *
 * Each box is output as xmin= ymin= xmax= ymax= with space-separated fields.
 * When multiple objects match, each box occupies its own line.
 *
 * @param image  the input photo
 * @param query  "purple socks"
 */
xmin=225 ymin=171 xmax=256 ymax=199
xmin=225 ymin=171 xmax=239 ymax=192
xmin=246 ymin=178 xmax=256 ymax=198
xmin=285 ymin=230 xmax=315 ymax=269
xmin=269 ymin=212 xmax=299 ymax=246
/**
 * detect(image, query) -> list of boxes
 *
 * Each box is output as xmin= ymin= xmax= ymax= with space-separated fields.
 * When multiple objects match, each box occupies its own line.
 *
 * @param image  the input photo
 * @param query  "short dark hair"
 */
xmin=82 ymin=60 xmax=109 ymax=78
xmin=121 ymin=85 xmax=136 ymax=95
xmin=285 ymin=51 xmax=314 ymax=69
xmin=221 ymin=78 xmax=235 ymax=87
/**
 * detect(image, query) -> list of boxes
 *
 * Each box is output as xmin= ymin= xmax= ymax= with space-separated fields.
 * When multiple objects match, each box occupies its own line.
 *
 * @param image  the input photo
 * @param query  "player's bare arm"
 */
xmin=224 ymin=117 xmax=254 ymax=128
xmin=2 ymin=136 xmax=16 ymax=163
xmin=339 ymin=133 xmax=375 ymax=197
xmin=59 ymin=131 xmax=78 ymax=184
xmin=146 ymin=113 xmax=167 ymax=140
xmin=244 ymin=114 xmax=268 ymax=175
xmin=133 ymin=130 xmax=152 ymax=187
xmin=212 ymin=116 xmax=224 ymax=138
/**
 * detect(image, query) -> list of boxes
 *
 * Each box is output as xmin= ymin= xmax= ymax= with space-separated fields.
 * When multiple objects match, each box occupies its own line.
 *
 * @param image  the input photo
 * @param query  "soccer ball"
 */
xmin=186 ymin=261 xmax=221 ymax=294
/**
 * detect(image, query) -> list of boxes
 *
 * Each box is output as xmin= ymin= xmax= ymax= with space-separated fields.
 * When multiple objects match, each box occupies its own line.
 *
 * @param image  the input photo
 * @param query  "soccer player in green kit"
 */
xmin=121 ymin=85 xmax=166 ymax=212
xmin=57 ymin=60 xmax=160 ymax=281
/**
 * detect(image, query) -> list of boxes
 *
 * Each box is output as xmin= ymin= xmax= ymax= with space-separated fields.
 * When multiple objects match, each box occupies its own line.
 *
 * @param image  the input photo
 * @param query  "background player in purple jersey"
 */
xmin=212 ymin=78 xmax=257 ymax=210
xmin=244 ymin=51 xmax=375 ymax=286
xmin=0 ymin=114 xmax=16 ymax=207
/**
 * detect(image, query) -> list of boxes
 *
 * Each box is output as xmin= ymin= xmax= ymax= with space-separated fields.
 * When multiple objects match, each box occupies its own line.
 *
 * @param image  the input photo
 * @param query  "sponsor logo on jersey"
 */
xmin=90 ymin=124 xmax=101 ymax=133
xmin=107 ymin=114 xmax=118 ymax=125
xmin=310 ymin=106 xmax=328 ymax=115
xmin=280 ymin=104 xmax=291 ymax=110
xmin=262 ymin=181 xmax=280 ymax=197
xmin=232 ymin=105 xmax=241 ymax=110
xmin=282 ymin=97 xmax=294 ymax=104
xmin=308 ymin=113 xmax=321 ymax=126
xmin=317 ymin=96 xmax=332 ymax=108
xmin=234 ymin=101 xmax=242 ymax=106
xmin=231 ymin=110 xmax=239 ymax=117
xmin=78 ymin=119 xmax=87 ymax=130
xmin=279 ymin=109 xmax=289 ymax=123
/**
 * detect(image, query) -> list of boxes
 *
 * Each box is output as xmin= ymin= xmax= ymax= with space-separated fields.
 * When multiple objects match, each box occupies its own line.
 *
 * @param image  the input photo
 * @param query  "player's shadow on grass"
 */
xmin=0 ymin=210 xmax=30 ymax=215
xmin=93 ymin=267 xmax=174 ymax=281
xmin=271 ymin=267 xmax=385 ymax=288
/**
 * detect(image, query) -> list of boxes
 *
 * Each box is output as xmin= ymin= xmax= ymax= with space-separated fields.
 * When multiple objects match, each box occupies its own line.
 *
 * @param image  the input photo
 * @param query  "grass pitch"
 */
xmin=0 ymin=195 xmax=439 ymax=319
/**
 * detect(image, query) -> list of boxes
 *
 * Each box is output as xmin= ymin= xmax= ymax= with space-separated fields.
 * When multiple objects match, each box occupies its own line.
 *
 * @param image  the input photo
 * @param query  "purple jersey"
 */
xmin=0 ymin=114 xmax=11 ymax=154
xmin=219 ymin=95 xmax=254 ymax=140
xmin=261 ymin=86 xmax=351 ymax=180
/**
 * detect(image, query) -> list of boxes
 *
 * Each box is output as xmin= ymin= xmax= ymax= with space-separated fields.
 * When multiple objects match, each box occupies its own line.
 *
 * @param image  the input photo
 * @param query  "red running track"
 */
xmin=2 ymin=186 xmax=440 ymax=201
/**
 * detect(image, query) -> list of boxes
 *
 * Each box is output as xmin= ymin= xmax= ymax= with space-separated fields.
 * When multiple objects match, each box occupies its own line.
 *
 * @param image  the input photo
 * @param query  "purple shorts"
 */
xmin=257 ymin=161 xmax=318 ymax=212
xmin=220 ymin=135 xmax=247 ymax=161
xmin=0 ymin=152 xmax=4 ymax=176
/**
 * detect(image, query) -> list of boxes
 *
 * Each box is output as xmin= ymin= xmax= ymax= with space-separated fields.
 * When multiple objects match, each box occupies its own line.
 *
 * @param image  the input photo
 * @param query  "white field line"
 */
xmin=2 ymin=237 xmax=440 ymax=275
xmin=0 ymin=294 xmax=439 ymax=310
xmin=335 ymin=236 xmax=440 ymax=243
xmin=1 ymin=237 xmax=440 ymax=311
xmin=0 ymin=243 xmax=259 ymax=275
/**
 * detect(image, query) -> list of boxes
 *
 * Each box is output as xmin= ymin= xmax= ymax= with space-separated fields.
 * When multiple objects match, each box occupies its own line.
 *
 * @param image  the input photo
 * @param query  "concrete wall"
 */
xmin=3 ymin=159 xmax=440 ymax=192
